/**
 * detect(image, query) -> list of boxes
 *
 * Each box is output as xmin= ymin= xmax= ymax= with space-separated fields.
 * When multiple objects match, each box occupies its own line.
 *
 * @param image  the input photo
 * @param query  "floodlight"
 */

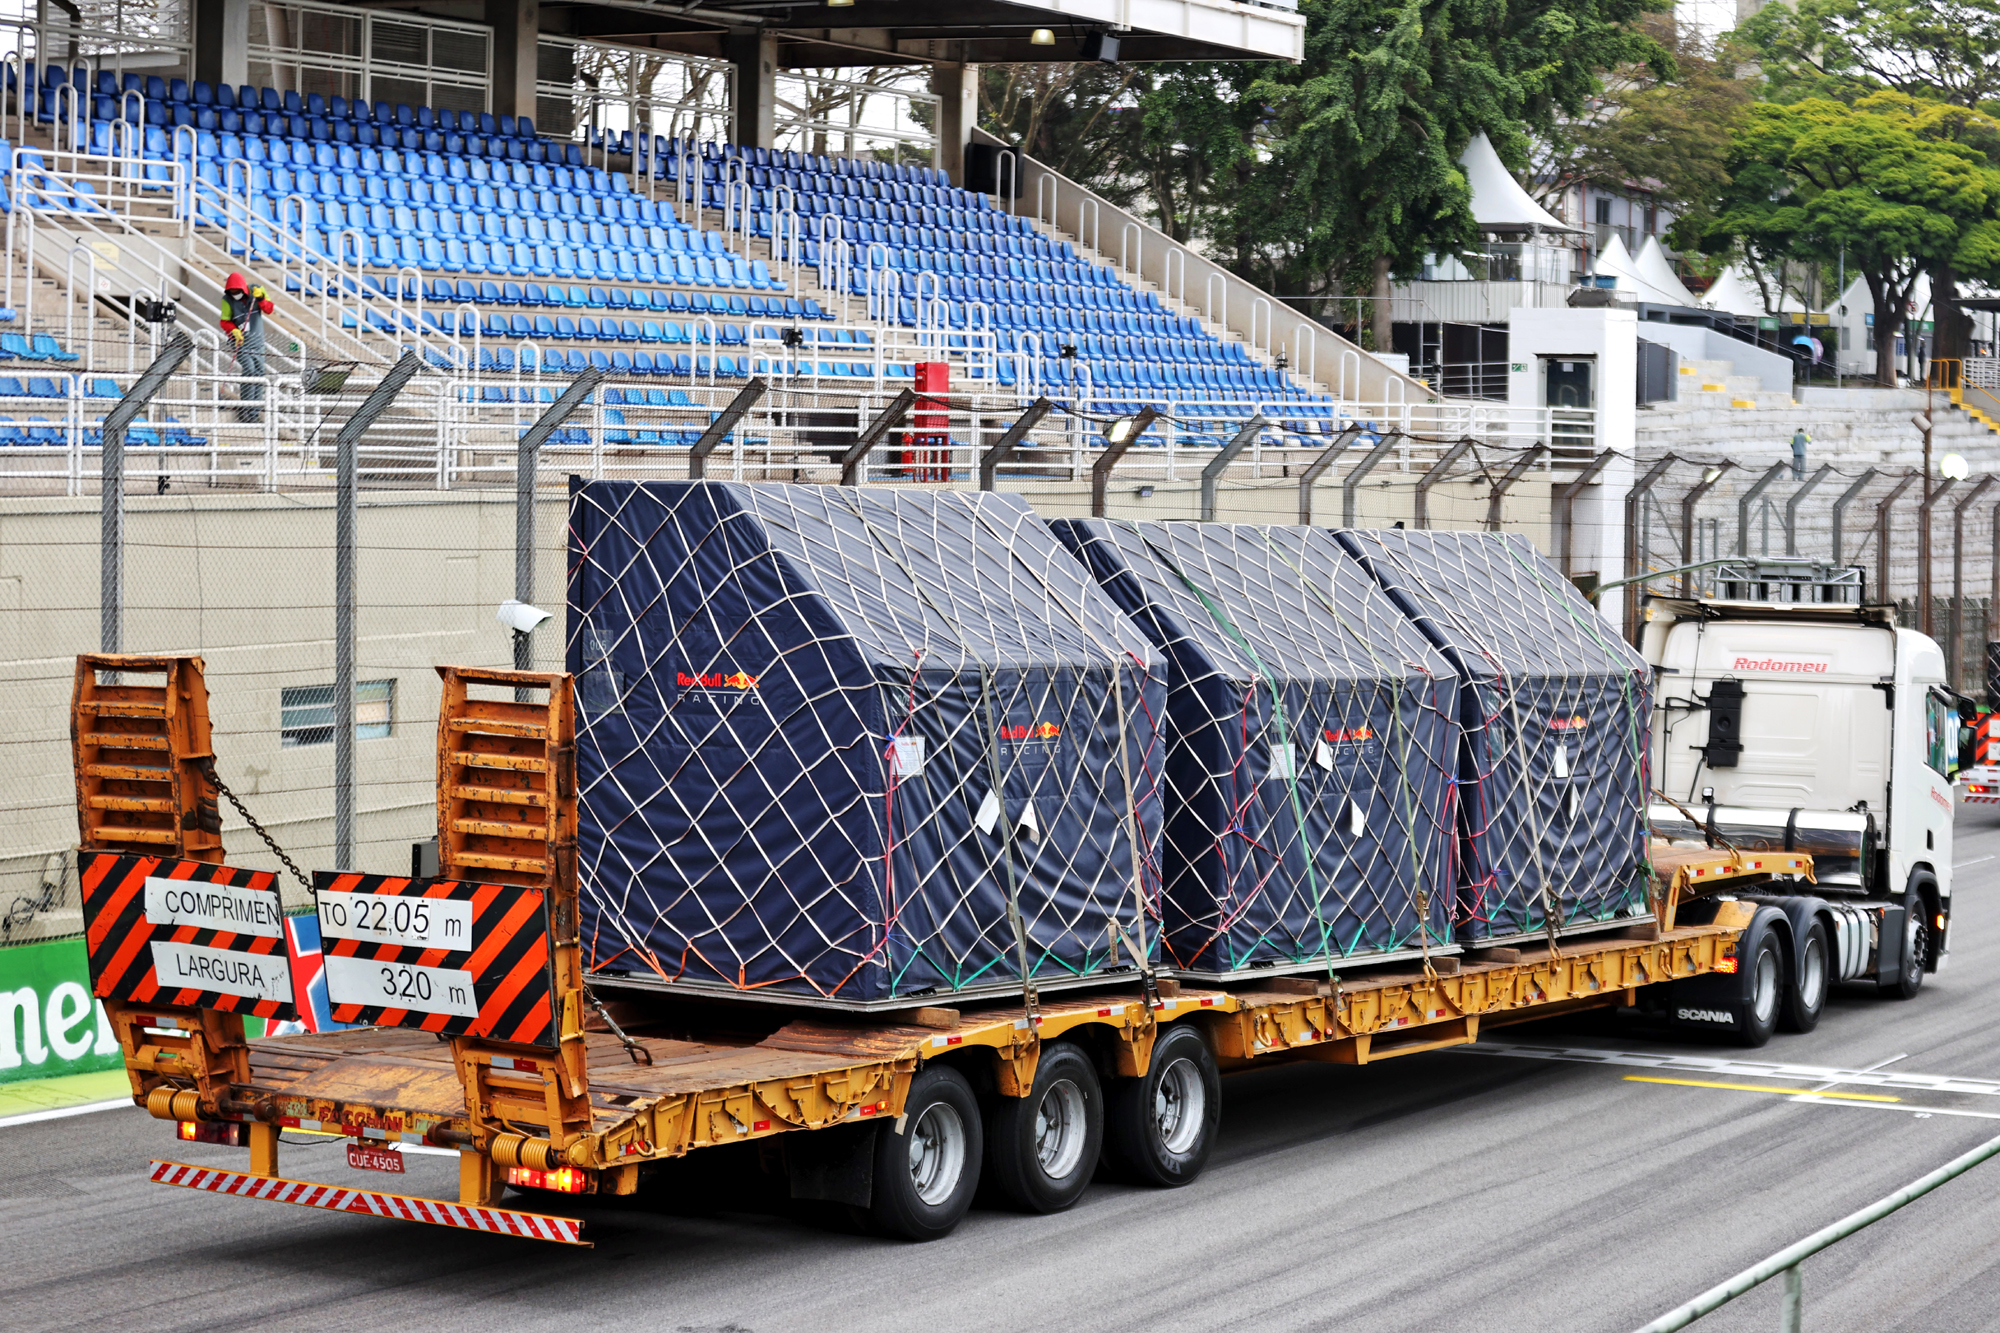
xmin=497 ymin=599 xmax=552 ymax=634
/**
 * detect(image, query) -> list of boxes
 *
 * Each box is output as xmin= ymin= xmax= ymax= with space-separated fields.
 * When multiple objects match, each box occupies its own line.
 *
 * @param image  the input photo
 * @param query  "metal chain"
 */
xmin=582 ymin=984 xmax=652 ymax=1065
xmin=196 ymin=757 xmax=314 ymax=895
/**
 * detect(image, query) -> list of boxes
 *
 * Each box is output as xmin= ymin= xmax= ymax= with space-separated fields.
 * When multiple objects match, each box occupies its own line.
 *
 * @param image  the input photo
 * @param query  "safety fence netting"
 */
xmin=1052 ymin=520 xmax=1460 ymax=978
xmin=567 ymin=479 xmax=1165 ymax=1007
xmin=1336 ymin=530 xmax=1654 ymax=944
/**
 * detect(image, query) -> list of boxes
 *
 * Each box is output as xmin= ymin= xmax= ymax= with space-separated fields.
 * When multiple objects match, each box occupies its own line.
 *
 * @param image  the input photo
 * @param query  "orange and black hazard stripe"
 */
xmin=79 ymin=851 xmax=296 ymax=1020
xmin=315 ymin=871 xmax=556 ymax=1046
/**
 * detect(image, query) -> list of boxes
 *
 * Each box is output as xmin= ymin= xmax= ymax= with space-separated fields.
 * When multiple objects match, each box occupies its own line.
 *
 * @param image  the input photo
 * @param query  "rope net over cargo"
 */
xmin=567 ymin=480 xmax=1166 ymax=1007
xmin=1053 ymin=520 xmax=1460 ymax=978
xmin=1336 ymin=530 xmax=1654 ymax=943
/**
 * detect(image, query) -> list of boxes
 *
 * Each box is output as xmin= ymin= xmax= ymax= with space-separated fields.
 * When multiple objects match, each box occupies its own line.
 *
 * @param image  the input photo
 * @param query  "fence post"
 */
xmin=1487 ymin=444 xmax=1547 ymax=532
xmin=1736 ymin=461 xmax=1790 ymax=555
xmin=333 ymin=352 xmax=423 ymax=869
xmin=1876 ymin=472 xmax=1919 ymax=606
xmin=1783 ymin=463 xmax=1833 ymax=555
xmin=689 ymin=376 xmax=768 ymax=480
xmin=1414 ymin=437 xmax=1475 ymax=531
xmin=1555 ymin=449 xmax=1615 ymax=573
xmin=1951 ymin=476 xmax=1995 ymax=691
xmin=1297 ymin=423 xmax=1362 ymax=526
xmin=1831 ymin=467 xmax=1877 ymax=566
xmin=1341 ymin=431 xmax=1399 ymax=528
xmin=1200 ymin=415 xmax=1266 ymax=522
xmin=513 ymin=367 xmax=605 ymax=684
xmin=1090 ymin=407 xmax=1160 ymax=517
xmin=980 ymin=396 xmax=1053 ymax=491
xmin=1679 ymin=463 xmax=1734 ymax=596
xmin=840 ymin=388 xmax=917 ymax=486
xmin=1623 ymin=456 xmax=1677 ymax=644
xmin=100 ymin=332 xmax=195 ymax=655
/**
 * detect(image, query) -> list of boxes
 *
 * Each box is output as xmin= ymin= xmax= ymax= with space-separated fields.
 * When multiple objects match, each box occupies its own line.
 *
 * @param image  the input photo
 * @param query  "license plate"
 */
xmin=347 ymin=1143 xmax=405 ymax=1175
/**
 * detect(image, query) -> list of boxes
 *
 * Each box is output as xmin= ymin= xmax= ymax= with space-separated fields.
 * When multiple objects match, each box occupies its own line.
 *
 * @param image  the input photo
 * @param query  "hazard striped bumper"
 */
xmin=148 ymin=1160 xmax=588 ymax=1245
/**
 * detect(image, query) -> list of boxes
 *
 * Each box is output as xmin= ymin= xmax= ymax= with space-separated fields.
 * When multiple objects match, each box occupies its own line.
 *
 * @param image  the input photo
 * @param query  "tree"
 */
xmin=1694 ymin=92 xmax=2000 ymax=384
xmin=1529 ymin=16 xmax=1753 ymax=219
xmin=1230 ymin=0 xmax=1671 ymax=349
xmin=1739 ymin=0 xmax=2000 ymax=110
xmin=1738 ymin=0 xmax=2000 ymax=361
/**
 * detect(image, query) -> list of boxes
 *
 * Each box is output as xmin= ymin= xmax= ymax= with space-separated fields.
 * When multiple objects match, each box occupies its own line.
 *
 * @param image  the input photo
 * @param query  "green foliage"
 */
xmin=1739 ymin=0 xmax=2000 ymax=110
xmin=979 ymin=0 xmax=1668 ymax=319
xmin=1694 ymin=92 xmax=2000 ymax=382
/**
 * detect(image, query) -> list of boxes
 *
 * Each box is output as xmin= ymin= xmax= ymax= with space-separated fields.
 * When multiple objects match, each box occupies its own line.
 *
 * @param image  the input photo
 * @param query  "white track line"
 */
xmin=0 ymin=1097 xmax=138 ymax=1130
xmin=1458 ymin=1043 xmax=2000 ymax=1096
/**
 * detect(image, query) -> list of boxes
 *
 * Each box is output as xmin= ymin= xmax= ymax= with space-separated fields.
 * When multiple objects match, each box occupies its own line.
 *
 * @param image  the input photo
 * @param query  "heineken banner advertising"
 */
xmin=0 ymin=937 xmax=123 ymax=1085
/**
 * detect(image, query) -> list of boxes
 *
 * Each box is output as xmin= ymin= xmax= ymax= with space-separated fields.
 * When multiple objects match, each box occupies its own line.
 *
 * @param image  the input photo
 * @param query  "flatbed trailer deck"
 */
xmin=76 ymin=654 xmax=1810 ymax=1245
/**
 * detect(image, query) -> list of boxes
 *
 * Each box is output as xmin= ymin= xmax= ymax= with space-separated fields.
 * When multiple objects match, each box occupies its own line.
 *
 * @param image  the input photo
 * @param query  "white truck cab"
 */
xmin=1640 ymin=561 xmax=1953 ymax=992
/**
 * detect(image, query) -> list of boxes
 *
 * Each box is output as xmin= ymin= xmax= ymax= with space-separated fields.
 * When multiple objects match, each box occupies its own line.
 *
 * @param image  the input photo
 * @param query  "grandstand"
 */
xmin=0 ymin=0 xmax=1573 ymax=493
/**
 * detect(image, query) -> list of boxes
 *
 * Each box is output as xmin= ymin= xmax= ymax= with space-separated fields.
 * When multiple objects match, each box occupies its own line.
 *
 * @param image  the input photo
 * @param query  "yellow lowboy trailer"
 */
xmin=75 ymin=655 xmax=1808 ymax=1246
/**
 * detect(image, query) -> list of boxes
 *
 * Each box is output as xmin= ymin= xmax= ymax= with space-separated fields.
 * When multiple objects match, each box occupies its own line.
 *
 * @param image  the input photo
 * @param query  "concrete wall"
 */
xmin=1638 ymin=322 xmax=1794 ymax=396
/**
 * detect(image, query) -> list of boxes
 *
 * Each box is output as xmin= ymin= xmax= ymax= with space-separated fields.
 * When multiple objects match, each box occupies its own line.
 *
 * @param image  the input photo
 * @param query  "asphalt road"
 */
xmin=10 ymin=818 xmax=2000 ymax=1333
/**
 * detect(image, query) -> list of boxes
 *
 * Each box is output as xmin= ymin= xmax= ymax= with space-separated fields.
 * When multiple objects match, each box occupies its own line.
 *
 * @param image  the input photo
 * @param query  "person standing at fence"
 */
xmin=219 ymin=272 xmax=274 ymax=423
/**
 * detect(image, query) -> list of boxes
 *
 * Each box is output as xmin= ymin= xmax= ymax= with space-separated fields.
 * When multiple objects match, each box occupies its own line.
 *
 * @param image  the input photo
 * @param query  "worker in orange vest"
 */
xmin=219 ymin=272 xmax=274 ymax=423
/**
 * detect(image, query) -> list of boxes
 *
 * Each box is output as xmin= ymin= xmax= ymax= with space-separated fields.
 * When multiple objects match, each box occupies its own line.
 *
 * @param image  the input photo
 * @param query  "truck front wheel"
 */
xmin=1880 ymin=880 xmax=1933 ymax=1001
xmin=983 ymin=1041 xmax=1103 ymax=1214
xmin=868 ymin=1063 xmax=982 ymax=1242
xmin=1102 ymin=1021 xmax=1220 ymax=1188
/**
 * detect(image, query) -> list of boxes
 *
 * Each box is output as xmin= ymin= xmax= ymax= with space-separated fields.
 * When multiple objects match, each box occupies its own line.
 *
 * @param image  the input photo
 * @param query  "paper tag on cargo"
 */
xmin=1016 ymin=800 xmax=1041 ymax=842
xmin=1266 ymin=742 xmax=1297 ymax=782
xmin=1313 ymin=738 xmax=1334 ymax=772
xmin=1349 ymin=799 xmax=1367 ymax=837
xmin=975 ymin=788 xmax=1002 ymax=835
xmin=1553 ymin=742 xmax=1570 ymax=779
xmin=889 ymin=735 xmax=926 ymax=779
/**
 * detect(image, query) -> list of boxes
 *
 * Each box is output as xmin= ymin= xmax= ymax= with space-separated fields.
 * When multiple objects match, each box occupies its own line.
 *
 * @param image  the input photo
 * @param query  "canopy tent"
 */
xmin=1459 ymin=133 xmax=1575 ymax=233
xmin=1053 ymin=519 xmax=1458 ymax=978
xmin=568 ymin=480 xmax=1166 ymax=1007
xmin=1634 ymin=236 xmax=1701 ymax=308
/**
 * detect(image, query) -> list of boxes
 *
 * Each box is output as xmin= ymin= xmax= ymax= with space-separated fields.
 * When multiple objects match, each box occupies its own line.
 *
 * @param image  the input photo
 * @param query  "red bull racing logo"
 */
xmin=677 ymin=670 xmax=759 ymax=690
xmin=1547 ymin=714 xmax=1589 ymax=731
xmin=999 ymin=722 xmax=1062 ymax=741
xmin=1324 ymin=726 xmax=1375 ymax=743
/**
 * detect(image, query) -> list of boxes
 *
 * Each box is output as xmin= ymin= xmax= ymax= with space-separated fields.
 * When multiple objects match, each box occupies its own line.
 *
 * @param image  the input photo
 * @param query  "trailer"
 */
xmin=73 ymin=652 xmax=1824 ymax=1245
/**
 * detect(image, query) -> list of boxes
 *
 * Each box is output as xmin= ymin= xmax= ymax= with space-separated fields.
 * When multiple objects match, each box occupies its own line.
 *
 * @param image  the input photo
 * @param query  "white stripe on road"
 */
xmin=0 ymin=1098 xmax=138 ymax=1130
xmin=1458 ymin=1043 xmax=2000 ymax=1096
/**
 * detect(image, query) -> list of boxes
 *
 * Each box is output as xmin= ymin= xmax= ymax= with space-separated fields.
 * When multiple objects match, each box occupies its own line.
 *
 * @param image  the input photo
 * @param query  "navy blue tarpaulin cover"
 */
xmin=567 ymin=480 xmax=1165 ymax=1006
xmin=1334 ymin=530 xmax=1653 ymax=942
xmin=1051 ymin=519 xmax=1459 ymax=976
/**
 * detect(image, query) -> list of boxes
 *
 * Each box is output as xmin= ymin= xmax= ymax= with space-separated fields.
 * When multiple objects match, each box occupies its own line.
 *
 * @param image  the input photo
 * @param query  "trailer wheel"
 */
xmin=1880 ymin=880 xmax=1933 ymax=1001
xmin=1781 ymin=918 xmax=1830 ymax=1033
xmin=1735 ymin=927 xmax=1783 ymax=1048
xmin=983 ymin=1041 xmax=1103 ymax=1214
xmin=1102 ymin=1021 xmax=1220 ymax=1189
xmin=868 ymin=1063 xmax=982 ymax=1242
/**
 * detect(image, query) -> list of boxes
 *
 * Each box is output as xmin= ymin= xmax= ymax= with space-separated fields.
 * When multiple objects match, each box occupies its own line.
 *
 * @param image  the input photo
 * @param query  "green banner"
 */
xmin=0 ymin=937 xmax=122 ymax=1085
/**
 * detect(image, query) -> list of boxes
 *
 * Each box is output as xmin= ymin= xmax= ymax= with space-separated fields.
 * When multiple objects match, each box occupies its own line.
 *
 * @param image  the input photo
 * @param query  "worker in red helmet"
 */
xmin=218 ymin=272 xmax=273 ymax=422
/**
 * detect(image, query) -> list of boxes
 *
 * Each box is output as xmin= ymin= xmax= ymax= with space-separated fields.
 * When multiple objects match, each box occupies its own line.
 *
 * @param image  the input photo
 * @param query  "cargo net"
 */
xmin=1337 ymin=530 xmax=1654 ymax=944
xmin=1053 ymin=520 xmax=1460 ymax=977
xmin=567 ymin=480 xmax=1166 ymax=1007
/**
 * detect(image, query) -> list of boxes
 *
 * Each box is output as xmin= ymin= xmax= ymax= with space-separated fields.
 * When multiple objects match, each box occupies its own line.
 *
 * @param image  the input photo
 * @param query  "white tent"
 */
xmin=1634 ymin=236 xmax=1700 ymax=307
xmin=1459 ymin=133 xmax=1574 ymax=233
xmin=1593 ymin=234 xmax=1693 ymax=306
xmin=1699 ymin=264 xmax=1764 ymax=318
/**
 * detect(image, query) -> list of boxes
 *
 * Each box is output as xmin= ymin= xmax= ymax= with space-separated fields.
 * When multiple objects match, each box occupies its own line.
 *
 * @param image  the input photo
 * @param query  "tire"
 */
xmin=983 ymin=1041 xmax=1103 ymax=1214
xmin=1102 ymin=1022 xmax=1221 ymax=1188
xmin=1880 ymin=881 xmax=1932 ymax=1001
xmin=867 ymin=1063 xmax=982 ymax=1242
xmin=1781 ymin=918 xmax=1830 ymax=1033
xmin=1735 ymin=927 xmax=1783 ymax=1048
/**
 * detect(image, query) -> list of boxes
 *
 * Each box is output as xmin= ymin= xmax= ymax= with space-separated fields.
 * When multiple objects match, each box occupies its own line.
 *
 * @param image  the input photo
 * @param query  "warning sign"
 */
xmin=79 ymin=852 xmax=298 ymax=1020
